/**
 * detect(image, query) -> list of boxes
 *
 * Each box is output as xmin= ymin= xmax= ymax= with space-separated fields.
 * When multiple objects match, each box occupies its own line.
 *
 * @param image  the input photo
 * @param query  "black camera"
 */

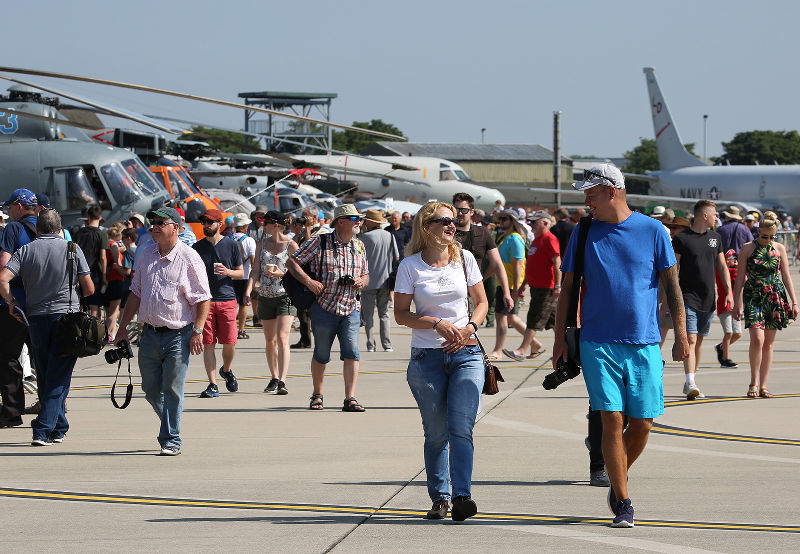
xmin=337 ymin=275 xmax=356 ymax=286
xmin=295 ymin=216 xmax=308 ymax=226
xmin=106 ymin=340 xmax=134 ymax=364
xmin=542 ymin=327 xmax=581 ymax=390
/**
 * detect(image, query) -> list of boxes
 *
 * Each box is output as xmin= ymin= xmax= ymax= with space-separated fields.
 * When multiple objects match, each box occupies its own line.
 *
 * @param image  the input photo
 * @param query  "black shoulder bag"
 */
xmin=542 ymin=216 xmax=591 ymax=389
xmin=460 ymin=253 xmax=504 ymax=395
xmin=56 ymin=242 xmax=107 ymax=358
xmin=282 ymin=233 xmax=327 ymax=311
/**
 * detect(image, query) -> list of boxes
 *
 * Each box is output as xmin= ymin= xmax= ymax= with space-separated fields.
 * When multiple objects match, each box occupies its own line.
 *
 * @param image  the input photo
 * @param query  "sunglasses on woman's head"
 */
xmin=428 ymin=217 xmax=458 ymax=226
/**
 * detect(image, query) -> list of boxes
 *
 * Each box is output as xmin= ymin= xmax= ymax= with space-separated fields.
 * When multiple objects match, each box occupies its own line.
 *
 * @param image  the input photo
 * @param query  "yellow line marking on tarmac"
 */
xmin=665 ymin=394 xmax=800 ymax=407
xmin=0 ymin=488 xmax=798 ymax=532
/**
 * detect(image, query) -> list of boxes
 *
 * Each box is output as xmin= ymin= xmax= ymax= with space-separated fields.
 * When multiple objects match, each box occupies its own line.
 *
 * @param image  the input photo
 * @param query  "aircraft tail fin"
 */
xmin=643 ymin=67 xmax=705 ymax=170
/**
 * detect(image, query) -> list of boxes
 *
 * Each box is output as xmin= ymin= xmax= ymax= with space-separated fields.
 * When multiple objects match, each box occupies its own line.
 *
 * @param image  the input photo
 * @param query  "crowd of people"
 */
xmin=0 ymin=173 xmax=797 ymax=526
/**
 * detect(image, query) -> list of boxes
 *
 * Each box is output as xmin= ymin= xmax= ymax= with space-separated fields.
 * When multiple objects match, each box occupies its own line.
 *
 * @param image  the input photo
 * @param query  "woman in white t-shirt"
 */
xmin=394 ymin=201 xmax=488 ymax=522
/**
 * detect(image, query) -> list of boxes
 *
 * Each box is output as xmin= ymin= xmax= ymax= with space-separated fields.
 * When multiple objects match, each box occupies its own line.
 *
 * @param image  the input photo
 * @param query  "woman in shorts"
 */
xmin=394 ymin=201 xmax=487 ymax=522
xmin=104 ymin=223 xmax=126 ymax=343
xmin=248 ymin=211 xmax=298 ymax=395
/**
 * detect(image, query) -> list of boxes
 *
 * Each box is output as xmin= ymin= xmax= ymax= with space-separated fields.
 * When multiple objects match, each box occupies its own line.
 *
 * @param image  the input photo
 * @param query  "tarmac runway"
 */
xmin=2 ymin=277 xmax=799 ymax=552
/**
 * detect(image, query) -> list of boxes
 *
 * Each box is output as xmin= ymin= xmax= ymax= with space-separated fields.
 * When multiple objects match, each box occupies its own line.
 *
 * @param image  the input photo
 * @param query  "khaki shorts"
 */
xmin=257 ymin=294 xmax=297 ymax=320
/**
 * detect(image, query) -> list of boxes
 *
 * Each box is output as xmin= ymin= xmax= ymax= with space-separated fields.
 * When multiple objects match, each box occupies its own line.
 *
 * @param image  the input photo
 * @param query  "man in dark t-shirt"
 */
xmin=452 ymin=193 xmax=512 ymax=317
xmin=672 ymin=200 xmax=732 ymax=400
xmin=550 ymin=208 xmax=576 ymax=265
xmin=192 ymin=208 xmax=244 ymax=399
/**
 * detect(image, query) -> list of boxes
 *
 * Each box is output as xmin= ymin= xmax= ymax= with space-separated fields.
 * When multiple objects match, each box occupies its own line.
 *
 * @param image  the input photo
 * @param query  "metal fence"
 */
xmin=775 ymin=230 xmax=798 ymax=265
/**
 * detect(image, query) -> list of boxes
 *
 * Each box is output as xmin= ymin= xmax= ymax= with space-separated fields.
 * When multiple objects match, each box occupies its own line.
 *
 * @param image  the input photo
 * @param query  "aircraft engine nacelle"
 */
xmin=0 ymin=101 xmax=63 ymax=142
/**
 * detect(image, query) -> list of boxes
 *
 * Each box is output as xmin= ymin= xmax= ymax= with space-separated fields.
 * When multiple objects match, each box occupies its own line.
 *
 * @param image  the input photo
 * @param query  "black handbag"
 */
xmin=56 ymin=242 xmax=107 ymax=358
xmin=282 ymin=233 xmax=327 ymax=311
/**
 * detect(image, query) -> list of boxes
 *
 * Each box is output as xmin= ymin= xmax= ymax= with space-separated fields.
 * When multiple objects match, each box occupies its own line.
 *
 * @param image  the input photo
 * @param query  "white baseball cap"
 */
xmin=572 ymin=163 xmax=625 ymax=191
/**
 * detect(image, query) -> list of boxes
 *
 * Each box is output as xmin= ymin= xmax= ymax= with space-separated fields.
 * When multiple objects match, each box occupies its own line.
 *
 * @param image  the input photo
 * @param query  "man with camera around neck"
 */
xmin=553 ymin=164 xmax=689 ymax=528
xmin=116 ymin=207 xmax=211 ymax=456
xmin=287 ymin=204 xmax=369 ymax=412
xmin=0 ymin=209 xmax=94 ymax=446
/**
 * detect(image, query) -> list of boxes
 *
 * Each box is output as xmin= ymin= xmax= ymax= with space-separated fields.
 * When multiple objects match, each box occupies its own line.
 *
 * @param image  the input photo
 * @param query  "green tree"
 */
xmin=331 ymin=119 xmax=405 ymax=153
xmin=622 ymin=138 xmax=697 ymax=194
xmin=181 ymin=126 xmax=260 ymax=154
xmin=713 ymin=130 xmax=800 ymax=165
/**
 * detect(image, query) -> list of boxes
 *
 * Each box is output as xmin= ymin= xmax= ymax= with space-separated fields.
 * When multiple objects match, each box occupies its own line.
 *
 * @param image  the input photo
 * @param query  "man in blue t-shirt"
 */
xmin=554 ymin=164 xmax=689 ymax=528
xmin=0 ymin=188 xmax=39 ymax=428
xmin=191 ymin=209 xmax=243 ymax=399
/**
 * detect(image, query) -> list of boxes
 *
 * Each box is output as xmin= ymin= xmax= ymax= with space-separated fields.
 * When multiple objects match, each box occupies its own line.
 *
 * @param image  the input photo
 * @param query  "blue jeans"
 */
xmin=406 ymin=345 xmax=484 ymax=502
xmin=138 ymin=325 xmax=192 ymax=448
xmin=28 ymin=314 xmax=78 ymax=442
xmin=310 ymin=302 xmax=360 ymax=364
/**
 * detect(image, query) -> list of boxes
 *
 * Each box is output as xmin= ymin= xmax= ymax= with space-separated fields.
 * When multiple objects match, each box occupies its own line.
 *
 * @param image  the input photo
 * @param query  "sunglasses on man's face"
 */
xmin=428 ymin=217 xmax=458 ymax=226
xmin=343 ymin=216 xmax=363 ymax=222
xmin=151 ymin=219 xmax=175 ymax=228
xmin=496 ymin=216 xmax=509 ymax=222
xmin=455 ymin=207 xmax=472 ymax=215
xmin=200 ymin=218 xmax=219 ymax=225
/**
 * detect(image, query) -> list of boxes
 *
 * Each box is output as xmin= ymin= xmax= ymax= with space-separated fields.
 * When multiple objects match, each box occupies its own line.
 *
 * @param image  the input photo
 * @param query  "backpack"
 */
xmin=282 ymin=233 xmax=327 ymax=310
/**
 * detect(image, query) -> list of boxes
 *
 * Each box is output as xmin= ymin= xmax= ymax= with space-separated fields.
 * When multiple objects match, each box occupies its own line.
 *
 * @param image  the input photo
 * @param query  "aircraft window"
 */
xmin=173 ymin=168 xmax=202 ymax=195
xmin=121 ymin=158 xmax=162 ymax=195
xmin=54 ymin=168 xmax=98 ymax=211
xmin=439 ymin=170 xmax=458 ymax=181
xmin=166 ymin=168 xmax=195 ymax=200
xmin=454 ymin=170 xmax=469 ymax=180
xmin=101 ymin=163 xmax=145 ymax=205
xmin=151 ymin=171 xmax=165 ymax=186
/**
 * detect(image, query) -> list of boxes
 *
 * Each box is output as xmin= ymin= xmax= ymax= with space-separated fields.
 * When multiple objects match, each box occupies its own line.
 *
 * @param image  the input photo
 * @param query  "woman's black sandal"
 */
xmin=342 ymin=397 xmax=366 ymax=412
xmin=309 ymin=394 xmax=324 ymax=410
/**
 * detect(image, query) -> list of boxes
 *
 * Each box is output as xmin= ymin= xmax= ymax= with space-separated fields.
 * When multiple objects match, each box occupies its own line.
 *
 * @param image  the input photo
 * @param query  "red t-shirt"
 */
xmin=525 ymin=231 xmax=560 ymax=288
xmin=715 ymin=266 xmax=736 ymax=314
xmin=106 ymin=240 xmax=124 ymax=282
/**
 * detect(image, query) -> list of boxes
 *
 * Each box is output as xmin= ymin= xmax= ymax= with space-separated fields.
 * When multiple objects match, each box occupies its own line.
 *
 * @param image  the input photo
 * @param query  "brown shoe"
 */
xmin=426 ymin=498 xmax=449 ymax=520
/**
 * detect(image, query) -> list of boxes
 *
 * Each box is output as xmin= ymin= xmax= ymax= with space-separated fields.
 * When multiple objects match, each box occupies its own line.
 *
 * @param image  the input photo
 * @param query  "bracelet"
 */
xmin=432 ymin=318 xmax=442 ymax=329
xmin=554 ymin=285 xmax=561 ymax=289
xmin=467 ymin=321 xmax=478 ymax=333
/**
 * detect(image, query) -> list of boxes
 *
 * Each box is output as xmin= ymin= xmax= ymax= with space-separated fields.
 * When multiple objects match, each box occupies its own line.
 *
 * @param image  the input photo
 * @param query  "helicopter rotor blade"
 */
xmin=0 ymin=73 xmax=181 ymax=134
xmin=0 ymin=66 xmax=406 ymax=141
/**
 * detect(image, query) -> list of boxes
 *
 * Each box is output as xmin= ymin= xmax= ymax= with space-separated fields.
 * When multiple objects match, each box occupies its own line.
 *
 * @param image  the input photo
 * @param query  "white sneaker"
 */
xmin=160 ymin=445 xmax=181 ymax=456
xmin=682 ymin=382 xmax=705 ymax=399
xmin=384 ymin=347 xmax=394 ymax=352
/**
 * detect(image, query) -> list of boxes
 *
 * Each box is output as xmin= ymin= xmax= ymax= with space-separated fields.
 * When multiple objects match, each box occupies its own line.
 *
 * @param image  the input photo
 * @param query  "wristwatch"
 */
xmin=467 ymin=321 xmax=478 ymax=333
xmin=192 ymin=327 xmax=203 ymax=335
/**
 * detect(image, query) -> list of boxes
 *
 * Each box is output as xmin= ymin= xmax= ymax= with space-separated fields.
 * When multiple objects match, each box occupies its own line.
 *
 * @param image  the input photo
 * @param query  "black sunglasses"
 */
xmin=200 ymin=217 xmax=219 ymax=225
xmin=496 ymin=216 xmax=509 ymax=222
xmin=759 ymin=234 xmax=776 ymax=240
xmin=584 ymin=169 xmax=617 ymax=187
xmin=428 ymin=217 xmax=458 ymax=226
xmin=455 ymin=207 xmax=472 ymax=214
xmin=151 ymin=219 xmax=176 ymax=228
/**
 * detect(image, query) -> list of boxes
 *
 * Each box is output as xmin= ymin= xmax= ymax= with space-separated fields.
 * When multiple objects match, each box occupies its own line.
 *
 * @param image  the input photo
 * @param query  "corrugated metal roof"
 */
xmin=362 ymin=142 xmax=572 ymax=162
xmin=237 ymin=91 xmax=338 ymax=100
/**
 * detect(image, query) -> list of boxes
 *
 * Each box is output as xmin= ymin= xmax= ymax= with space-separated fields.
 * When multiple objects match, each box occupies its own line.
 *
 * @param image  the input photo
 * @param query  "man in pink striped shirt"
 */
xmin=116 ymin=207 xmax=211 ymax=456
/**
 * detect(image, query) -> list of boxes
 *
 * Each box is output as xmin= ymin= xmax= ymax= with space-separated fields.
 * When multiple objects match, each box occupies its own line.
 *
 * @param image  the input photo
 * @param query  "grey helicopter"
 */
xmin=0 ymin=85 xmax=170 ymax=226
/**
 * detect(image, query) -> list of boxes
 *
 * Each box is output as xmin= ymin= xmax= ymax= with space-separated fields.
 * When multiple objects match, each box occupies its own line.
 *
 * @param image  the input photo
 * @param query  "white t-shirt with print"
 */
xmin=394 ymin=249 xmax=482 ymax=348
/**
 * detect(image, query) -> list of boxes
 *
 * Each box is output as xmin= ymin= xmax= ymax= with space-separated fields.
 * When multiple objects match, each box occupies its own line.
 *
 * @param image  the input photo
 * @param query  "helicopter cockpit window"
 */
xmin=167 ymin=168 xmax=197 ymax=200
xmin=100 ymin=162 xmax=145 ymax=205
xmin=120 ymin=158 xmax=162 ymax=195
xmin=439 ymin=170 xmax=458 ymax=181
xmin=53 ymin=167 xmax=98 ymax=211
xmin=173 ymin=167 xmax=202 ymax=195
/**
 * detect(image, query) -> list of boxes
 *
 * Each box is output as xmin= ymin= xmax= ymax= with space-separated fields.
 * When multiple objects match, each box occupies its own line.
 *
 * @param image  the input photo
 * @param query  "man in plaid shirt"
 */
xmin=288 ymin=204 xmax=370 ymax=412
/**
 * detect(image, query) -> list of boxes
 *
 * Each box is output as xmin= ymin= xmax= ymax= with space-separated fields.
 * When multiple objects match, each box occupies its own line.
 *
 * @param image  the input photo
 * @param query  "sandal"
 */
xmin=759 ymin=388 xmax=773 ymax=398
xmin=746 ymin=385 xmax=758 ymax=398
xmin=526 ymin=349 xmax=546 ymax=359
xmin=237 ymin=331 xmax=249 ymax=339
xmin=309 ymin=393 xmax=324 ymax=410
xmin=342 ymin=397 xmax=366 ymax=412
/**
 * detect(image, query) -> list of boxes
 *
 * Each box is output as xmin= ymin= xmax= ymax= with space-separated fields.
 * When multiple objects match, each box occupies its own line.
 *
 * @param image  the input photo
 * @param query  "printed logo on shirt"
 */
xmin=709 ymin=238 xmax=718 ymax=248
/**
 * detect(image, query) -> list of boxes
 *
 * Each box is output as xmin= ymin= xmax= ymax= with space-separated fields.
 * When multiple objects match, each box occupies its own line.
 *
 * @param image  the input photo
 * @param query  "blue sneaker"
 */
xmin=219 ymin=367 xmax=239 ymax=393
xmin=607 ymin=482 xmax=617 ymax=515
xmin=200 ymin=383 xmax=219 ymax=398
xmin=611 ymin=498 xmax=634 ymax=527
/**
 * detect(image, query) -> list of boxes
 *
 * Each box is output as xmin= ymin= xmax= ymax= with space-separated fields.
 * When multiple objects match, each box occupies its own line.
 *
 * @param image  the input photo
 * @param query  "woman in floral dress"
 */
xmin=733 ymin=216 xmax=798 ymax=398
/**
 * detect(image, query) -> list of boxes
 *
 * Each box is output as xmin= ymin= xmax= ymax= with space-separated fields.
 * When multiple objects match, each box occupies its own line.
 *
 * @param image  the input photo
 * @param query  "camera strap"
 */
xmin=111 ymin=358 xmax=133 ymax=409
xmin=566 ymin=216 xmax=592 ymax=328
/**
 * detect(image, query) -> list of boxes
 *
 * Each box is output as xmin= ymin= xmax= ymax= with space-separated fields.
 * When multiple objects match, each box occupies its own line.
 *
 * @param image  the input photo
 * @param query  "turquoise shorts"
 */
xmin=580 ymin=341 xmax=664 ymax=419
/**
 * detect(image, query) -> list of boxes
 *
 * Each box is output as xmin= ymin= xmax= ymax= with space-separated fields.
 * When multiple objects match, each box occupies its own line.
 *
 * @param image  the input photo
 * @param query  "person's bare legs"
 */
xmin=203 ymin=344 xmax=217 ymax=384
xmin=760 ymin=329 xmax=777 ymax=391
xmin=343 ymin=358 xmax=359 ymax=399
xmin=510 ymin=328 xmax=543 ymax=358
xmin=105 ymin=298 xmax=121 ymax=340
xmin=683 ymin=333 xmax=698 ymax=376
xmin=237 ymin=304 xmax=248 ymax=334
xmin=748 ymin=327 xmax=764 ymax=388
xmin=490 ymin=313 xmax=509 ymax=357
xmin=311 ymin=359 xmax=326 ymax=395
xmin=221 ymin=343 xmax=235 ymax=372
xmin=508 ymin=313 xmax=526 ymax=334
xmin=263 ymin=319 xmax=278 ymax=379
xmin=601 ymin=412 xmax=653 ymax=503
xmin=276 ymin=315 xmax=293 ymax=382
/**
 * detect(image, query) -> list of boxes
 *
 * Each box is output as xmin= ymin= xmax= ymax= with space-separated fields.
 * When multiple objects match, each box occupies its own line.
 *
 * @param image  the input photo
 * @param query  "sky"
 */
xmin=4 ymin=0 xmax=798 ymax=159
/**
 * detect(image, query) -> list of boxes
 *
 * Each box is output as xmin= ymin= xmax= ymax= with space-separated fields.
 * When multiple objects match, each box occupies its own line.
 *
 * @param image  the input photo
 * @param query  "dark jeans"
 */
xmin=28 ymin=313 xmax=78 ymax=441
xmin=0 ymin=308 xmax=28 ymax=422
xmin=587 ymin=404 xmax=604 ymax=472
xmin=298 ymin=307 xmax=312 ymax=346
